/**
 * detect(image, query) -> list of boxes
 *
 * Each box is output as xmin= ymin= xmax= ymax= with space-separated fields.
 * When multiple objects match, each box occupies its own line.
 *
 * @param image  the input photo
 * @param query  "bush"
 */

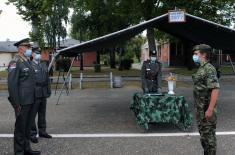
xmin=121 ymin=59 xmax=133 ymax=70
xmin=94 ymin=64 xmax=101 ymax=72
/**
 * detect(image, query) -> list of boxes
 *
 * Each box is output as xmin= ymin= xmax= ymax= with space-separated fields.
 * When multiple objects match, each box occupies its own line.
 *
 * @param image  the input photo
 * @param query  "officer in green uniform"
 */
xmin=192 ymin=44 xmax=220 ymax=155
xmin=7 ymin=38 xmax=40 ymax=155
xmin=30 ymin=48 xmax=52 ymax=143
xmin=141 ymin=50 xmax=162 ymax=93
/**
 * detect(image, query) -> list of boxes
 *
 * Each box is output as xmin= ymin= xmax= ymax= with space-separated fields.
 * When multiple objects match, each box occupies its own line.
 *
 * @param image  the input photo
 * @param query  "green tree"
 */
xmin=44 ymin=0 xmax=70 ymax=48
xmin=7 ymin=0 xmax=70 ymax=49
xmin=70 ymin=0 xmax=138 ymax=68
xmin=70 ymin=0 xmax=235 ymax=69
xmin=133 ymin=0 xmax=235 ymax=55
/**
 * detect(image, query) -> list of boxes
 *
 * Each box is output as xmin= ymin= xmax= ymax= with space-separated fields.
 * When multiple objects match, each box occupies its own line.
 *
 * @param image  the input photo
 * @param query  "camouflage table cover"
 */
xmin=130 ymin=93 xmax=193 ymax=130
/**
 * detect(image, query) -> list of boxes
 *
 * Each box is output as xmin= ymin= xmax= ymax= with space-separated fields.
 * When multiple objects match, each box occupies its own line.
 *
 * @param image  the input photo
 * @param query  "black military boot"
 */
xmin=39 ymin=132 xmax=52 ymax=138
xmin=24 ymin=149 xmax=41 ymax=155
xmin=208 ymin=149 xmax=216 ymax=155
xmin=30 ymin=136 xmax=38 ymax=143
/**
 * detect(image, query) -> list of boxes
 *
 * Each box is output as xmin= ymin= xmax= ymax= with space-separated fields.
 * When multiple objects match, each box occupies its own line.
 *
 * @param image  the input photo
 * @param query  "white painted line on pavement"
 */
xmin=1 ymin=132 xmax=235 ymax=138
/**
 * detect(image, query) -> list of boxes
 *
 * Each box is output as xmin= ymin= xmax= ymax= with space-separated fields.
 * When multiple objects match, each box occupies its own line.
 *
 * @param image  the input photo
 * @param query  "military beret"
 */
xmin=149 ymin=50 xmax=157 ymax=56
xmin=193 ymin=44 xmax=212 ymax=53
xmin=13 ymin=38 xmax=32 ymax=47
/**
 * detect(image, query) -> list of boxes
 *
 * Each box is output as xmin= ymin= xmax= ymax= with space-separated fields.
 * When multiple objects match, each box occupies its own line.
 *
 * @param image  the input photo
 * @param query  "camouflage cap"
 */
xmin=13 ymin=38 xmax=32 ymax=47
xmin=193 ymin=44 xmax=212 ymax=53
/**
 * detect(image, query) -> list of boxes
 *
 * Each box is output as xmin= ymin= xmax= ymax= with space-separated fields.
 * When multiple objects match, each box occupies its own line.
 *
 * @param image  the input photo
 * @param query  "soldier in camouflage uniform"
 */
xmin=192 ymin=44 xmax=220 ymax=155
xmin=141 ymin=50 xmax=162 ymax=93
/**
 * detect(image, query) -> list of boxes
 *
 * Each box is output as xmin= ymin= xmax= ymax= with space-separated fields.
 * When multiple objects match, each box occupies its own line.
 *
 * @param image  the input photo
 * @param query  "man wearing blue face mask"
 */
xmin=141 ymin=50 xmax=162 ymax=94
xmin=30 ymin=47 xmax=52 ymax=144
xmin=7 ymin=38 xmax=41 ymax=155
xmin=192 ymin=44 xmax=220 ymax=155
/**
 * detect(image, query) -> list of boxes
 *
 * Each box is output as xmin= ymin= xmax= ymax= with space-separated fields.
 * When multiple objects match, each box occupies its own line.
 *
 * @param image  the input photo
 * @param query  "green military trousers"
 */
xmin=195 ymin=98 xmax=217 ymax=155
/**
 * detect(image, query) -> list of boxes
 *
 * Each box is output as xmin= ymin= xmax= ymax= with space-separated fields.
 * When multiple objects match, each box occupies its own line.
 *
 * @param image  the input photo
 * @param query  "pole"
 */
xmin=69 ymin=73 xmax=72 ymax=91
xmin=228 ymin=55 xmax=235 ymax=74
xmin=55 ymin=70 xmax=61 ymax=94
xmin=56 ymin=57 xmax=76 ymax=105
xmin=62 ymin=71 xmax=70 ymax=95
xmin=80 ymin=53 xmax=84 ymax=71
xmin=110 ymin=72 xmax=113 ymax=89
xmin=80 ymin=72 xmax=83 ymax=89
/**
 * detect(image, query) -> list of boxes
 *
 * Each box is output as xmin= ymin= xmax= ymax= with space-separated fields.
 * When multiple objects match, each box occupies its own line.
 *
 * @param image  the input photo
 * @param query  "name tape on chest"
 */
xmin=23 ymin=68 xmax=29 ymax=71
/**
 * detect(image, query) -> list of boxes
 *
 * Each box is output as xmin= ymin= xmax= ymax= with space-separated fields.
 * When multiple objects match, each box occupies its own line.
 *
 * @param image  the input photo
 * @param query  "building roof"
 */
xmin=59 ymin=39 xmax=81 ymax=48
xmin=0 ymin=41 xmax=17 ymax=53
xmin=0 ymin=39 xmax=80 ymax=53
xmin=57 ymin=12 xmax=235 ymax=57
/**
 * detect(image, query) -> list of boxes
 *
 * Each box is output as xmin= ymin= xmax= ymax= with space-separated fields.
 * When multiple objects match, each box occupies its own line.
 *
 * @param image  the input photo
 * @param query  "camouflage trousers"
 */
xmin=196 ymin=106 xmax=217 ymax=155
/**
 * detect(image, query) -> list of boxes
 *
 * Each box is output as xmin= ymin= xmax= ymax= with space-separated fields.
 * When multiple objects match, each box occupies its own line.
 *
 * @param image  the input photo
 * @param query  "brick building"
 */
xmin=141 ymin=39 xmax=235 ymax=67
xmin=59 ymin=39 xmax=97 ymax=67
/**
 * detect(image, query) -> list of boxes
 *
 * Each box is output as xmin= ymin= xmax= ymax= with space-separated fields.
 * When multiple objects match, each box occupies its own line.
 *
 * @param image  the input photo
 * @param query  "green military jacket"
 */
xmin=7 ymin=55 xmax=36 ymax=108
xmin=32 ymin=60 xmax=51 ymax=98
xmin=192 ymin=61 xmax=220 ymax=108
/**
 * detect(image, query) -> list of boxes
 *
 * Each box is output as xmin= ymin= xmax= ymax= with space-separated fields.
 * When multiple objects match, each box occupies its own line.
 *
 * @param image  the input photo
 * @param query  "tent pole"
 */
xmin=48 ymin=51 xmax=60 ymax=72
xmin=62 ymin=70 xmax=70 ymax=95
xmin=228 ymin=55 xmax=235 ymax=74
xmin=54 ymin=70 xmax=61 ymax=94
xmin=56 ymin=57 xmax=76 ymax=105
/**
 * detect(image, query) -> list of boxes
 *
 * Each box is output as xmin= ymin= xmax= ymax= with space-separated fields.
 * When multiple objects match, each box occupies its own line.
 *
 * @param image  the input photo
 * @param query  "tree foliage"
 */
xmin=7 ymin=0 xmax=235 ymax=54
xmin=69 ymin=0 xmax=235 ymax=69
xmin=7 ymin=0 xmax=70 ymax=48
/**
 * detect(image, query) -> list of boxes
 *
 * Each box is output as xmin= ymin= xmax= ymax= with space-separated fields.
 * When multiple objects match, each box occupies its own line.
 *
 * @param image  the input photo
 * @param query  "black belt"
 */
xmin=146 ymin=77 xmax=157 ymax=80
xmin=36 ymin=82 xmax=48 ymax=87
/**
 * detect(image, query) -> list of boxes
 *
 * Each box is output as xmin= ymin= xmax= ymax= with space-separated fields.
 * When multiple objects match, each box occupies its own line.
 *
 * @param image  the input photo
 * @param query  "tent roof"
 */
xmin=58 ymin=13 xmax=235 ymax=57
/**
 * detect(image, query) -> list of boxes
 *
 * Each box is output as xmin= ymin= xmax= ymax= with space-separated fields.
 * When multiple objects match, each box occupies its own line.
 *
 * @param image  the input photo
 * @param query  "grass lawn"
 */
xmin=1 ymin=65 xmax=233 ymax=79
xmin=0 ymin=67 xmax=140 ymax=79
xmin=54 ymin=67 xmax=140 ymax=77
xmin=0 ymin=70 xmax=7 ymax=78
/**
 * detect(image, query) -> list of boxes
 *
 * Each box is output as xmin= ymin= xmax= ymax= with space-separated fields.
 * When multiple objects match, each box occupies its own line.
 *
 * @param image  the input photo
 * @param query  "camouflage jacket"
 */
xmin=192 ymin=62 xmax=220 ymax=99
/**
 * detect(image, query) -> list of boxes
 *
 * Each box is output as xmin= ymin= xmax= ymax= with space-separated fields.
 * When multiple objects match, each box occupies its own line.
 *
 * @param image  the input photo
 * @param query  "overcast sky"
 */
xmin=0 ymin=0 xmax=32 ymax=41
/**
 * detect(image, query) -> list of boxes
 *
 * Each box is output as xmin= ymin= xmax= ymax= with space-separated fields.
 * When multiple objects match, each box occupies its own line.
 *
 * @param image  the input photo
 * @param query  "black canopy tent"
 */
xmin=56 ymin=12 xmax=235 ymax=58
xmin=52 ymin=12 xmax=235 ymax=104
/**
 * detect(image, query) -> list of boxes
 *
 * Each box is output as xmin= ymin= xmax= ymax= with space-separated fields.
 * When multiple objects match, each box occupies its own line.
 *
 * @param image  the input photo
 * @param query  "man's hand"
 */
xmin=205 ymin=108 xmax=213 ymax=121
xmin=205 ymin=89 xmax=219 ymax=121
xmin=144 ymin=88 xmax=149 ymax=93
xmin=15 ymin=105 xmax=21 ymax=116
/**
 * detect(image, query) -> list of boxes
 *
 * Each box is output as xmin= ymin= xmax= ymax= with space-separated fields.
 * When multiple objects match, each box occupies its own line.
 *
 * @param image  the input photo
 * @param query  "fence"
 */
xmin=79 ymin=72 xmax=113 ymax=89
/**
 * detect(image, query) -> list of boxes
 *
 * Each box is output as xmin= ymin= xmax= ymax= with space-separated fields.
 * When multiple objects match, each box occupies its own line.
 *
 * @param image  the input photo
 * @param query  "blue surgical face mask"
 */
xmin=35 ymin=54 xmax=41 ymax=61
xmin=193 ymin=55 xmax=200 ymax=64
xmin=24 ymin=49 xmax=32 ymax=57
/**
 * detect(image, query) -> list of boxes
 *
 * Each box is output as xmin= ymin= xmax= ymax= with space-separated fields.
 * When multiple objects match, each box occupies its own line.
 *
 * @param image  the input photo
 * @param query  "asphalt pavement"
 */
xmin=0 ymin=81 xmax=235 ymax=155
